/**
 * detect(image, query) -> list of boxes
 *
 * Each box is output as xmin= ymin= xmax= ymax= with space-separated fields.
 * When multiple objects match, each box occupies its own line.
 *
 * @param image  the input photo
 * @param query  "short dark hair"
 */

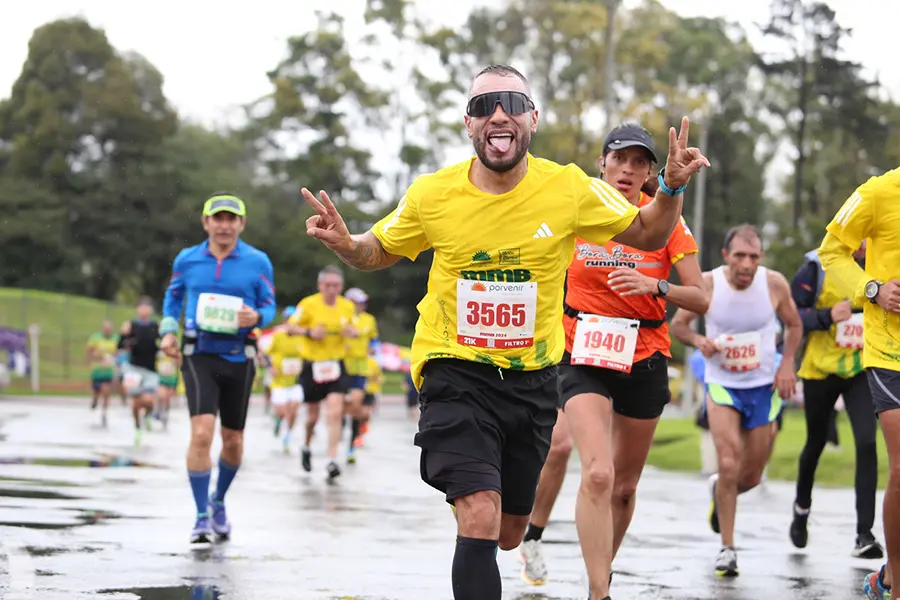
xmin=723 ymin=224 xmax=762 ymax=251
xmin=137 ymin=296 xmax=154 ymax=308
xmin=471 ymin=65 xmax=531 ymax=96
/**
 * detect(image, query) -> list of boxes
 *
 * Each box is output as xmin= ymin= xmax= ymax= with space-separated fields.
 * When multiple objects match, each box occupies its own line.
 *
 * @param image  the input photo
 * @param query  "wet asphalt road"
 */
xmin=0 ymin=394 xmax=885 ymax=600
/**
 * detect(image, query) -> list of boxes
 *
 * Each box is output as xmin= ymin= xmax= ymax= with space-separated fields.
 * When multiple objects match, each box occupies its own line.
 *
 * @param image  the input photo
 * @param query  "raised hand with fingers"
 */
xmin=661 ymin=117 xmax=711 ymax=192
xmin=303 ymin=188 xmax=352 ymax=254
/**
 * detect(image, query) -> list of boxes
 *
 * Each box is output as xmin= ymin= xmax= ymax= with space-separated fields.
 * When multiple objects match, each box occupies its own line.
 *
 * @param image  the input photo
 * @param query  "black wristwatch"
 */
xmin=655 ymin=279 xmax=670 ymax=297
xmin=865 ymin=280 xmax=883 ymax=304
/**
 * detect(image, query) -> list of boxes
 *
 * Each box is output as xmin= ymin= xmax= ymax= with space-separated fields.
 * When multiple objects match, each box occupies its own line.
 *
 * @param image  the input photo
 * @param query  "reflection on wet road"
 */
xmin=0 ymin=396 xmax=885 ymax=599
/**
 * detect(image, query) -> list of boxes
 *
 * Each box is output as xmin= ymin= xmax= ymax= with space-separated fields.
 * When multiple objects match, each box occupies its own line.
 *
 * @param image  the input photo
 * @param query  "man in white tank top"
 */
xmin=672 ymin=224 xmax=802 ymax=578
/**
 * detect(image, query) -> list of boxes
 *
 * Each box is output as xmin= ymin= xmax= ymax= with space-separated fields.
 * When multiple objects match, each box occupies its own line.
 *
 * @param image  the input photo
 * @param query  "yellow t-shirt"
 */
xmin=345 ymin=312 xmax=379 ymax=375
xmin=268 ymin=329 xmax=306 ymax=389
xmin=156 ymin=352 xmax=180 ymax=382
xmin=288 ymin=293 xmax=356 ymax=362
xmin=371 ymin=154 xmax=640 ymax=389
xmin=822 ymin=168 xmax=900 ymax=370
xmin=797 ymin=268 xmax=864 ymax=380
xmin=86 ymin=333 xmax=119 ymax=373
xmin=365 ymin=357 xmax=382 ymax=394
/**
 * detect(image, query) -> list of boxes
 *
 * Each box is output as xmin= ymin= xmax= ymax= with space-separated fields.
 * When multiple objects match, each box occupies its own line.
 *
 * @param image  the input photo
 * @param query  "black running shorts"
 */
xmin=182 ymin=354 xmax=256 ymax=431
xmin=299 ymin=360 xmax=349 ymax=404
xmin=558 ymin=350 xmax=671 ymax=419
xmin=415 ymin=358 xmax=559 ymax=516
xmin=868 ymin=367 xmax=900 ymax=414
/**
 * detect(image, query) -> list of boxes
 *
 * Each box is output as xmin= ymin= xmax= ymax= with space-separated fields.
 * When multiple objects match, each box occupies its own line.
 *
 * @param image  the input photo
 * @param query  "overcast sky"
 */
xmin=2 ymin=0 xmax=895 ymax=124
xmin=2 ymin=0 xmax=896 ymax=201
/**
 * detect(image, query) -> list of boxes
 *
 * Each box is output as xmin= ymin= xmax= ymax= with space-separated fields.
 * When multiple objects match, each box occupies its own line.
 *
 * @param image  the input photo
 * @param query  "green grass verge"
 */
xmin=0 ymin=287 xmax=134 ymax=387
xmin=1 ymin=288 xmax=413 ymax=393
xmin=647 ymin=408 xmax=890 ymax=490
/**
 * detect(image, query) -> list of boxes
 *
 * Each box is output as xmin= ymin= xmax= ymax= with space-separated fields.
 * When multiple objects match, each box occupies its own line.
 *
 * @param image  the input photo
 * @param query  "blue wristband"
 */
xmin=657 ymin=168 xmax=688 ymax=196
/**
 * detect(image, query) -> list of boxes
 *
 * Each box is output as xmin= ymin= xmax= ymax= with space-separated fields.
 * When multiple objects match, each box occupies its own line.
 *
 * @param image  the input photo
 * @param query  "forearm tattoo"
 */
xmin=338 ymin=236 xmax=386 ymax=271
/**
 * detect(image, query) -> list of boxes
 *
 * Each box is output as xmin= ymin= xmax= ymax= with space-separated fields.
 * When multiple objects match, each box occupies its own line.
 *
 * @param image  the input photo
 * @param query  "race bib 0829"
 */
xmin=717 ymin=332 xmax=762 ymax=372
xmin=570 ymin=315 xmax=639 ymax=373
xmin=835 ymin=313 xmax=864 ymax=349
xmin=456 ymin=280 xmax=537 ymax=350
xmin=196 ymin=293 xmax=243 ymax=334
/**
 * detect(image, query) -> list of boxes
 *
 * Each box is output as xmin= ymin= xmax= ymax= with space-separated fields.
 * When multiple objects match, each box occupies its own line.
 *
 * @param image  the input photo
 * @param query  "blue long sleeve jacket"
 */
xmin=161 ymin=240 xmax=276 ymax=362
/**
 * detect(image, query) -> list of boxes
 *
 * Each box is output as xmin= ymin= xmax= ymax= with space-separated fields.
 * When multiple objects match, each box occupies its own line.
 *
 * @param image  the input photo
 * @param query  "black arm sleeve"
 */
xmin=790 ymin=260 xmax=833 ymax=334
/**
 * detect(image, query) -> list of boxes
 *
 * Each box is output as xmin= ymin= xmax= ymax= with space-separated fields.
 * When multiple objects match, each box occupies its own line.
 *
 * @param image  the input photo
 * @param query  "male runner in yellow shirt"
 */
xmin=85 ymin=321 xmax=119 ymax=427
xmin=267 ymin=318 xmax=306 ymax=454
xmin=343 ymin=287 xmax=379 ymax=462
xmin=353 ymin=352 xmax=382 ymax=448
xmin=818 ymin=168 xmax=900 ymax=600
xmin=288 ymin=266 xmax=356 ymax=480
xmin=302 ymin=64 xmax=708 ymax=600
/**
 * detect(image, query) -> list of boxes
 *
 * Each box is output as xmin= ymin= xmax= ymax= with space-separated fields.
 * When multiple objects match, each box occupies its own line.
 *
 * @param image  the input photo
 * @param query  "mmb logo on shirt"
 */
xmin=459 ymin=268 xmax=532 ymax=282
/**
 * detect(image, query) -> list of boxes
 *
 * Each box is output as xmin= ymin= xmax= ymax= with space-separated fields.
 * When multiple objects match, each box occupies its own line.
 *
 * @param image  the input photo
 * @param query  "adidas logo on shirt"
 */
xmin=533 ymin=222 xmax=554 ymax=239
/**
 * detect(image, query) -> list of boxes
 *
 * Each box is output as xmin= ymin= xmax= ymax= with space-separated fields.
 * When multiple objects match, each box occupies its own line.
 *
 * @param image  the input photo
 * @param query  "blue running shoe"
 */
xmin=208 ymin=493 xmax=231 ymax=539
xmin=864 ymin=565 xmax=892 ymax=600
xmin=191 ymin=514 xmax=213 ymax=544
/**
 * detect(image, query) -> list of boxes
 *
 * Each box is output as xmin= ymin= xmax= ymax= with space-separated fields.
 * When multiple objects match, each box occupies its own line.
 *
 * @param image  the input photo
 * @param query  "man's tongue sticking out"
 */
xmin=490 ymin=135 xmax=512 ymax=153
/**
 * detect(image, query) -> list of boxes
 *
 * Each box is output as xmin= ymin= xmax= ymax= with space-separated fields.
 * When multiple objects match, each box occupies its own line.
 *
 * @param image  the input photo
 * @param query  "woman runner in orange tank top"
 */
xmin=517 ymin=124 xmax=711 ymax=596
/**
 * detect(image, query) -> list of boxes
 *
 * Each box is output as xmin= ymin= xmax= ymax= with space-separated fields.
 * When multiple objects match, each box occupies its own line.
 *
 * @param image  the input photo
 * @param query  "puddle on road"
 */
xmin=0 ymin=508 xmax=141 ymax=530
xmin=98 ymin=584 xmax=222 ymax=599
xmin=26 ymin=545 xmax=104 ymax=557
xmin=0 ymin=475 xmax=81 ymax=487
xmin=0 ymin=455 xmax=163 ymax=468
xmin=0 ymin=486 xmax=82 ymax=500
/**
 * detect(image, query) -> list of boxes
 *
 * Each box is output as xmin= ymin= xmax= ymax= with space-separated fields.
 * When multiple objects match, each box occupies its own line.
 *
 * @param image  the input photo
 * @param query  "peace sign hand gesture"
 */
xmin=662 ymin=117 xmax=710 ymax=190
xmin=303 ymin=188 xmax=353 ymax=254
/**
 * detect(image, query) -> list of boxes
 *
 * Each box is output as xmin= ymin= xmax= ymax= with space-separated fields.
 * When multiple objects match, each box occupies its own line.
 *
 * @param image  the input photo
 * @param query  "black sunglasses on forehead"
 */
xmin=466 ymin=91 xmax=535 ymax=118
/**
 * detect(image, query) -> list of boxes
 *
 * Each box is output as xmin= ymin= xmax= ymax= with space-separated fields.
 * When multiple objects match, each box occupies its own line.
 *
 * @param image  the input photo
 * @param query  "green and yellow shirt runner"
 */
xmin=157 ymin=352 xmax=180 ymax=388
xmin=86 ymin=333 xmax=119 ymax=382
xmin=798 ymin=268 xmax=865 ymax=380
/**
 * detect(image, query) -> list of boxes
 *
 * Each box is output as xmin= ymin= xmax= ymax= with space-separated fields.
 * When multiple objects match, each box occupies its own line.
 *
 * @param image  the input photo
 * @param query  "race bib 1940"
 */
xmin=281 ymin=358 xmax=302 ymax=377
xmin=717 ymin=332 xmax=762 ymax=372
xmin=196 ymin=293 xmax=243 ymax=335
xmin=456 ymin=280 xmax=537 ymax=350
xmin=835 ymin=313 xmax=864 ymax=349
xmin=570 ymin=315 xmax=640 ymax=373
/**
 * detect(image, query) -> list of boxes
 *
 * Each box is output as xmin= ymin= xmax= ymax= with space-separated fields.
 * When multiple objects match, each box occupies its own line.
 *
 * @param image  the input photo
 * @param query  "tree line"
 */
xmin=1 ymin=0 xmax=896 ymax=343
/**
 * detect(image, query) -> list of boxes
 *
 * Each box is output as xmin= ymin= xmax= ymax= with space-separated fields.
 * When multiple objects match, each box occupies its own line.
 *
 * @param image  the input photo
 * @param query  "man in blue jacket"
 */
xmin=160 ymin=192 xmax=276 ymax=544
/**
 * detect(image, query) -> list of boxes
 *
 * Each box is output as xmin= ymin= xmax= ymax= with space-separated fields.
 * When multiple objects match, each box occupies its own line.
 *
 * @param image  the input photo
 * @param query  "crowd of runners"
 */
xmin=79 ymin=64 xmax=900 ymax=600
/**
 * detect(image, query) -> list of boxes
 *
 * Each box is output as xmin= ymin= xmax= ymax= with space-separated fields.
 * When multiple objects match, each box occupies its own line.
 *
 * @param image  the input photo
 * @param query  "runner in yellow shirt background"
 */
xmin=288 ymin=265 xmax=356 ymax=481
xmin=268 ymin=310 xmax=306 ymax=454
xmin=354 ymin=353 xmax=383 ymax=449
xmin=85 ymin=321 xmax=119 ymax=428
xmin=156 ymin=350 xmax=179 ymax=431
xmin=343 ymin=287 xmax=380 ymax=462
